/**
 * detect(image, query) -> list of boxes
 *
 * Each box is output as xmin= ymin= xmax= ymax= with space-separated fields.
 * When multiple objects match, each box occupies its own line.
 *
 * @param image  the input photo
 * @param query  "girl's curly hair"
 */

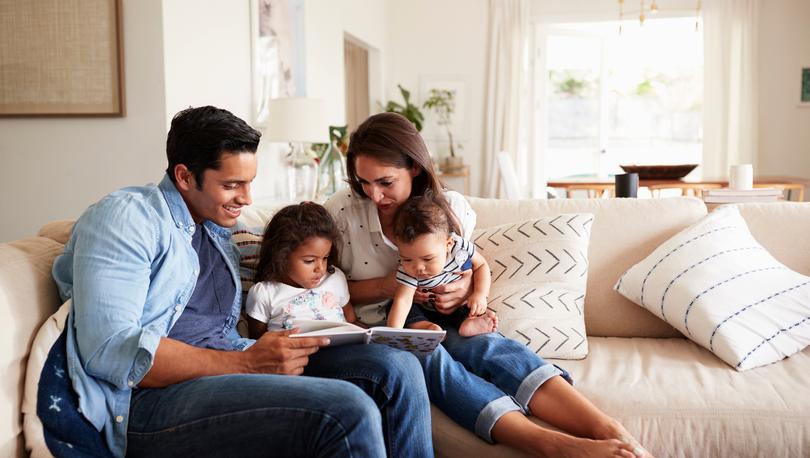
xmin=254 ymin=202 xmax=341 ymax=284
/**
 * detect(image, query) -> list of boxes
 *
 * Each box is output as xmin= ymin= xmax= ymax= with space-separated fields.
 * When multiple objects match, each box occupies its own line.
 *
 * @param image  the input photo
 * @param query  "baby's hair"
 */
xmin=392 ymin=192 xmax=462 ymax=244
xmin=254 ymin=202 xmax=340 ymax=283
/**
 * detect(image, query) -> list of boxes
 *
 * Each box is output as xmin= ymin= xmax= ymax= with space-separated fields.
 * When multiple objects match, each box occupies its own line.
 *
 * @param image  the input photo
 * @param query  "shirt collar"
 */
xmin=157 ymin=174 xmax=231 ymax=240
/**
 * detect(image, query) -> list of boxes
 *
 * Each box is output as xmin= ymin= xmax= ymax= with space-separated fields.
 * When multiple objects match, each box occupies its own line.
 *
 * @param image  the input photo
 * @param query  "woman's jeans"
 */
xmin=126 ymin=344 xmax=432 ymax=458
xmin=420 ymin=327 xmax=572 ymax=443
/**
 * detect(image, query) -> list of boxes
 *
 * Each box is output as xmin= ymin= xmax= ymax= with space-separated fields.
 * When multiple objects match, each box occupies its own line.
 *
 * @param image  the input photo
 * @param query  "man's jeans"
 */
xmin=127 ymin=344 xmax=432 ymax=457
xmin=421 ymin=328 xmax=571 ymax=443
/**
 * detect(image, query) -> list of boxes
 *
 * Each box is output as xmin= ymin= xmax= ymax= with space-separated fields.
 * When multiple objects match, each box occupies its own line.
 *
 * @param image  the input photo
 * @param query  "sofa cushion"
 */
xmin=0 ymin=237 xmax=64 ymax=457
xmin=22 ymin=301 xmax=69 ymax=458
xmin=37 ymin=220 xmax=74 ymax=245
xmin=473 ymin=214 xmax=593 ymax=359
xmin=468 ymin=197 xmax=707 ymax=338
xmin=615 ymin=206 xmax=810 ymax=370
xmin=432 ymin=337 xmax=810 ymax=457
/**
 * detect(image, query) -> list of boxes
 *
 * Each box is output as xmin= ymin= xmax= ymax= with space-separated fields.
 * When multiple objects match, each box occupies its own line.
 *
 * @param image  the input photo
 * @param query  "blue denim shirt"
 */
xmin=52 ymin=175 xmax=253 ymax=457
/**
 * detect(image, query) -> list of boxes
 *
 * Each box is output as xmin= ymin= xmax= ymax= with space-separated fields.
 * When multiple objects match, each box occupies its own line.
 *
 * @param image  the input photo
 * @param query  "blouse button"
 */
xmin=115 ymin=415 xmax=124 ymax=423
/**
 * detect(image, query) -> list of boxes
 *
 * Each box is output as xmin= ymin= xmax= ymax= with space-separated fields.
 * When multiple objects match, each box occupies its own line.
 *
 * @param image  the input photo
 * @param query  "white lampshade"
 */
xmin=263 ymin=97 xmax=329 ymax=144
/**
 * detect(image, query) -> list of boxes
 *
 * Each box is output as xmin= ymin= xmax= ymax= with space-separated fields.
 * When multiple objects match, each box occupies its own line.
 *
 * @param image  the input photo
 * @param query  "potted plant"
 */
xmin=422 ymin=88 xmax=463 ymax=172
xmin=384 ymin=84 xmax=425 ymax=131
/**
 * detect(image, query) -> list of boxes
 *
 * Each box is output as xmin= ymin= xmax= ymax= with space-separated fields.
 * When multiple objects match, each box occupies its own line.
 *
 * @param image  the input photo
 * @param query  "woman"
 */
xmin=324 ymin=113 xmax=648 ymax=458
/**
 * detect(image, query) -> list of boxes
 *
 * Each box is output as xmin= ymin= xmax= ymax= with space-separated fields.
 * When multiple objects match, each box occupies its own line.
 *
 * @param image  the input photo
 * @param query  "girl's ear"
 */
xmin=410 ymin=164 xmax=422 ymax=178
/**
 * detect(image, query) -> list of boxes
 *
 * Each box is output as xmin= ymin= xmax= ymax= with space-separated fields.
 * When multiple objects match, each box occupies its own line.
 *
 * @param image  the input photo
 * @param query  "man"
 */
xmin=52 ymin=106 xmax=432 ymax=457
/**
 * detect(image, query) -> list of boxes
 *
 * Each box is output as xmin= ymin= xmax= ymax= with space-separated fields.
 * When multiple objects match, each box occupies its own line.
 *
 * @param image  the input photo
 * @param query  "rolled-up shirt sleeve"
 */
xmin=67 ymin=196 xmax=163 ymax=390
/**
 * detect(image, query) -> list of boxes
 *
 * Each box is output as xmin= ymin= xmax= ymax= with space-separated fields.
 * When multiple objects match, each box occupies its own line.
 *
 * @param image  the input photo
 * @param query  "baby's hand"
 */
xmin=467 ymin=292 xmax=488 ymax=316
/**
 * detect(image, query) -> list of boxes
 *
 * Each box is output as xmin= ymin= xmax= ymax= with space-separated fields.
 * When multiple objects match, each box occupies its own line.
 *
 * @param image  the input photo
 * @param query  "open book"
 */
xmin=291 ymin=319 xmax=445 ymax=355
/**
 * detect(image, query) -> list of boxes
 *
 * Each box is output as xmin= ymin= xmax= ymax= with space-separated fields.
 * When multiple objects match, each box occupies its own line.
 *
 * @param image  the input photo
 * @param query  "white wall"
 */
xmin=253 ymin=0 xmax=391 ymax=200
xmin=0 ymin=0 xmax=167 ymax=242
xmin=4 ymin=0 xmax=809 ymax=242
xmin=162 ymin=0 xmax=253 ymax=124
xmin=757 ymin=0 xmax=810 ymax=182
xmin=386 ymin=0 xmax=488 ymax=195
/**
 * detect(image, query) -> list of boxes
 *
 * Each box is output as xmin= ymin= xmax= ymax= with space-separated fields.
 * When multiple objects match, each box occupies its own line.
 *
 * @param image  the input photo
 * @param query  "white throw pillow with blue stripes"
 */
xmin=615 ymin=206 xmax=810 ymax=371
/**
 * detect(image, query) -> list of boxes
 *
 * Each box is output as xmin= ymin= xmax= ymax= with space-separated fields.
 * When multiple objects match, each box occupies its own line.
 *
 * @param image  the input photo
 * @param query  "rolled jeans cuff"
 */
xmin=474 ymin=396 xmax=522 ymax=443
xmin=515 ymin=363 xmax=573 ymax=414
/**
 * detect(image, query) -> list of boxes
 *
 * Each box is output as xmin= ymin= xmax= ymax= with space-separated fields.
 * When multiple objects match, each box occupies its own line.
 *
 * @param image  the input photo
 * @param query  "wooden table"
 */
xmin=548 ymin=176 xmax=810 ymax=200
xmin=438 ymin=165 xmax=470 ymax=195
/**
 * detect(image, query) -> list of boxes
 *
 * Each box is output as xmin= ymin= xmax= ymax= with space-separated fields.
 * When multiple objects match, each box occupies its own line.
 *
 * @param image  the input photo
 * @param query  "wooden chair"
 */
xmin=564 ymin=184 xmax=614 ymax=198
xmin=754 ymin=183 xmax=806 ymax=202
xmin=647 ymin=183 xmax=723 ymax=198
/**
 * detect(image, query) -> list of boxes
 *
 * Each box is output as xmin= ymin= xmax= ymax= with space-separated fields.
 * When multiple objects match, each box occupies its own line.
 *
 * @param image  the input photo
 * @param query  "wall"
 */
xmin=0 ymin=0 xmax=167 ymax=242
xmin=251 ymin=0 xmax=391 ymax=201
xmin=386 ymin=0 xmax=488 ymax=195
xmin=757 ymin=0 xmax=810 ymax=182
xmin=162 ymin=0 xmax=252 ymax=124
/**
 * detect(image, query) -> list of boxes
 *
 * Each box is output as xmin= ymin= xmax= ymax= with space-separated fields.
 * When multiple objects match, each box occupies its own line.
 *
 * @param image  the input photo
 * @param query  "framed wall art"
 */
xmin=0 ymin=0 xmax=125 ymax=116
xmin=800 ymin=64 xmax=810 ymax=108
xmin=251 ymin=0 xmax=307 ymax=125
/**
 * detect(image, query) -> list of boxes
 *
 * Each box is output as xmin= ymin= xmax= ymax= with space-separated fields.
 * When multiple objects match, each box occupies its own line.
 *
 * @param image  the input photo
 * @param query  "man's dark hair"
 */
xmin=254 ymin=202 xmax=341 ymax=284
xmin=166 ymin=106 xmax=261 ymax=187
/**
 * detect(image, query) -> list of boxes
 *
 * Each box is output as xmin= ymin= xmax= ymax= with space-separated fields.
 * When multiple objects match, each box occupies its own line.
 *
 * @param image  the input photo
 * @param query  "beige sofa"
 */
xmin=3 ymin=197 xmax=810 ymax=457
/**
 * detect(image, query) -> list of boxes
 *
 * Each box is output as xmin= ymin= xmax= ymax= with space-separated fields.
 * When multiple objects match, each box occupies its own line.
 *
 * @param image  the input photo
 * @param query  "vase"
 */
xmin=287 ymin=146 xmax=318 ymax=201
xmin=315 ymin=142 xmax=348 ymax=200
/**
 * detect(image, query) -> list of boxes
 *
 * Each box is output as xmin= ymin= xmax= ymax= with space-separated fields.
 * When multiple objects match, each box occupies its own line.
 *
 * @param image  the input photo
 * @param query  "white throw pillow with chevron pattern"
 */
xmin=473 ymin=213 xmax=593 ymax=359
xmin=614 ymin=206 xmax=810 ymax=371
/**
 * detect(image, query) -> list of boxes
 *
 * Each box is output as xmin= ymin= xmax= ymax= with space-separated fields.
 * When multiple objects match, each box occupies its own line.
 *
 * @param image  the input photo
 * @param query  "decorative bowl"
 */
xmin=619 ymin=164 xmax=699 ymax=180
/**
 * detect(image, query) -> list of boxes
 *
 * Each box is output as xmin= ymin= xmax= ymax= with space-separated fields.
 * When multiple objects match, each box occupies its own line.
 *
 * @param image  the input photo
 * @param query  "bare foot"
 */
xmin=550 ymin=436 xmax=637 ymax=458
xmin=407 ymin=321 xmax=443 ymax=332
xmin=593 ymin=421 xmax=654 ymax=458
xmin=458 ymin=310 xmax=498 ymax=337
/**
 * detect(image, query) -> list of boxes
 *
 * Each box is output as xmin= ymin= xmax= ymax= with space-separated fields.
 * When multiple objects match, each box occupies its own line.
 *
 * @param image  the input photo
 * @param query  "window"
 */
xmin=536 ymin=17 xmax=703 ymax=179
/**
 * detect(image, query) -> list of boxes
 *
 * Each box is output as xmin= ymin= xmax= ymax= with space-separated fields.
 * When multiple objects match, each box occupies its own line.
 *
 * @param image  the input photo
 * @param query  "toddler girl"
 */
xmin=388 ymin=193 xmax=498 ymax=337
xmin=246 ymin=202 xmax=356 ymax=338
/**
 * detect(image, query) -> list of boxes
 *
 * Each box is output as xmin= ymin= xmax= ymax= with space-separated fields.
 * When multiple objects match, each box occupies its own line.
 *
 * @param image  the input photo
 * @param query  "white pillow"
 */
xmin=615 ymin=206 xmax=810 ymax=371
xmin=474 ymin=213 xmax=593 ymax=359
xmin=22 ymin=300 xmax=70 ymax=458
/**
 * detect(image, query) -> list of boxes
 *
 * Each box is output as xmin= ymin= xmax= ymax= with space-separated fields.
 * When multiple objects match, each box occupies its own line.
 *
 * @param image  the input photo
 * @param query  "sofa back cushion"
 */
xmin=735 ymin=202 xmax=810 ymax=276
xmin=468 ymin=197 xmax=707 ymax=338
xmin=0 ymin=237 xmax=64 ymax=457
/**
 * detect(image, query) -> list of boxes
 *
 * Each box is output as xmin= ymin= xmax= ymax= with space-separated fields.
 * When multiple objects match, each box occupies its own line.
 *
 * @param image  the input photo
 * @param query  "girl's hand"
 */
xmin=429 ymin=269 xmax=473 ymax=314
xmin=467 ymin=292 xmax=488 ymax=316
xmin=343 ymin=303 xmax=357 ymax=324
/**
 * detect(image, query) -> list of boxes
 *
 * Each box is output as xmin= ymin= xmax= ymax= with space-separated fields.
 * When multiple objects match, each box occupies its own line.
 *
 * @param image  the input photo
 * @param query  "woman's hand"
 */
xmin=428 ymin=269 xmax=473 ymax=314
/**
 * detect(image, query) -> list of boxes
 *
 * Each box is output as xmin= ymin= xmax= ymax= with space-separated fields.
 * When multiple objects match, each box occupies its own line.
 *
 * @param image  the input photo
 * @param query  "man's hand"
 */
xmin=427 ymin=269 xmax=473 ymax=315
xmin=242 ymin=330 xmax=330 ymax=376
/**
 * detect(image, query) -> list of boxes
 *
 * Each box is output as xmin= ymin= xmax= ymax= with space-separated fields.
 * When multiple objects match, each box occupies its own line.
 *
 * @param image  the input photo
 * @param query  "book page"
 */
xmin=290 ymin=319 xmax=368 ymax=347
xmin=368 ymin=327 xmax=446 ymax=355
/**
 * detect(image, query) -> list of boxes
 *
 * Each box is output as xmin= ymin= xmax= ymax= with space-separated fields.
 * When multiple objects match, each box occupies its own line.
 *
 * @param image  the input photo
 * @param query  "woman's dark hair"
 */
xmin=392 ymin=191 xmax=461 ymax=244
xmin=166 ymin=105 xmax=261 ymax=188
xmin=346 ymin=112 xmax=460 ymax=234
xmin=346 ymin=112 xmax=445 ymax=199
xmin=254 ymin=202 xmax=340 ymax=283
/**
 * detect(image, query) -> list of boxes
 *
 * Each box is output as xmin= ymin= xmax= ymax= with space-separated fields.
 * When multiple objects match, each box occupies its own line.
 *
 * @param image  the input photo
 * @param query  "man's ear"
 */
xmin=173 ymin=164 xmax=195 ymax=191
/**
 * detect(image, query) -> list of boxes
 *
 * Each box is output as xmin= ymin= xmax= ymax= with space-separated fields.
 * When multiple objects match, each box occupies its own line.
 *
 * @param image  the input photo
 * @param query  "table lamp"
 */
xmin=263 ymin=97 xmax=328 ymax=201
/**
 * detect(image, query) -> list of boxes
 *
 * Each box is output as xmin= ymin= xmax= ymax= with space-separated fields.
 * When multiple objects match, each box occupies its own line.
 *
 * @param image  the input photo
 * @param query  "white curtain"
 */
xmin=702 ymin=0 xmax=759 ymax=179
xmin=482 ymin=0 xmax=529 ymax=198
